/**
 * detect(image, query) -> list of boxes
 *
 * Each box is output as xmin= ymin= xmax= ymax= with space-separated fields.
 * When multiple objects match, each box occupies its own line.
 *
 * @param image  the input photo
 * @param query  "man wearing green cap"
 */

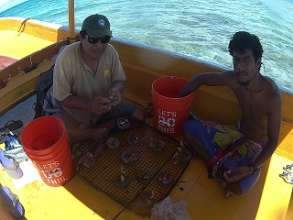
xmin=53 ymin=14 xmax=141 ymax=143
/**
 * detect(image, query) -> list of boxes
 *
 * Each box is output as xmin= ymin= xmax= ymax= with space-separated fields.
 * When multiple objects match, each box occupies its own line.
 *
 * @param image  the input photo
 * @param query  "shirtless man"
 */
xmin=180 ymin=31 xmax=281 ymax=195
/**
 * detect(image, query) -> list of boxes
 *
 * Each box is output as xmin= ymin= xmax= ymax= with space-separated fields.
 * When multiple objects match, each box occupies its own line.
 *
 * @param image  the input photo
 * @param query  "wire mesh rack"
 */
xmin=73 ymin=120 xmax=192 ymax=214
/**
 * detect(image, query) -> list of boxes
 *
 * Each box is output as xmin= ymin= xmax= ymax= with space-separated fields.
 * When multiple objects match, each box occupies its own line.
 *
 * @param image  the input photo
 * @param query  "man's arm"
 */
xmin=111 ymin=80 xmax=126 ymax=92
xmin=180 ymin=71 xmax=233 ymax=96
xmin=253 ymin=92 xmax=281 ymax=168
xmin=61 ymin=95 xmax=111 ymax=115
xmin=108 ymin=80 xmax=126 ymax=106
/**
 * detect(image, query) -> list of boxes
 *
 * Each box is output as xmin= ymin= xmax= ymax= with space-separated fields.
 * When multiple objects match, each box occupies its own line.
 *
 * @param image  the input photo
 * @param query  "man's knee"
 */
xmin=54 ymin=112 xmax=86 ymax=142
xmin=183 ymin=120 xmax=201 ymax=148
xmin=183 ymin=119 xmax=203 ymax=137
xmin=183 ymin=119 xmax=217 ymax=154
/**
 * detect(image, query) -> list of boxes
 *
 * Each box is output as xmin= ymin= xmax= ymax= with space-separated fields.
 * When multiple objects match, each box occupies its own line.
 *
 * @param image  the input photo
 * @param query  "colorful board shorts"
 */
xmin=184 ymin=119 xmax=263 ymax=193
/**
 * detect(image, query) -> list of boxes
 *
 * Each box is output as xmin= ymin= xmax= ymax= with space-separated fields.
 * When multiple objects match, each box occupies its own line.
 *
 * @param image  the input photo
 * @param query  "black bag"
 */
xmin=34 ymin=65 xmax=54 ymax=118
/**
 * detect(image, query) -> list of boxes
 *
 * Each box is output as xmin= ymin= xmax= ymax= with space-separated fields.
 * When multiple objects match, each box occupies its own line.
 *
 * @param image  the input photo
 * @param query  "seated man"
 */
xmin=180 ymin=31 xmax=281 ymax=195
xmin=53 ymin=14 xmax=142 ymax=143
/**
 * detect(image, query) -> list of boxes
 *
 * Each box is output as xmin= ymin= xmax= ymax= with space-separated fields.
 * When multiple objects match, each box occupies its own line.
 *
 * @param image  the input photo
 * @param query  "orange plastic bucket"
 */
xmin=152 ymin=75 xmax=193 ymax=136
xmin=20 ymin=116 xmax=73 ymax=186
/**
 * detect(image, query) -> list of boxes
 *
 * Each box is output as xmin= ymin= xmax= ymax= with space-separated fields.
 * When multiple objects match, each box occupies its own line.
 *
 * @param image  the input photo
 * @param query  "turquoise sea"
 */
xmin=1 ymin=0 xmax=292 ymax=93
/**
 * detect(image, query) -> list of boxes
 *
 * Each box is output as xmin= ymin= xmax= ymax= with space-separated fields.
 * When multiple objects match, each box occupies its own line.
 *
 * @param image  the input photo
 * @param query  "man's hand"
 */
xmin=90 ymin=96 xmax=112 ymax=115
xmin=108 ymin=89 xmax=122 ymax=107
xmin=179 ymin=80 xmax=195 ymax=97
xmin=223 ymin=166 xmax=254 ymax=183
xmin=179 ymin=72 xmax=232 ymax=97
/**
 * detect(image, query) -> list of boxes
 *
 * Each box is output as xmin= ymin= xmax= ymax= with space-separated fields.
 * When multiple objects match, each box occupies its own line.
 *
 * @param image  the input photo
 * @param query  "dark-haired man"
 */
xmin=181 ymin=31 xmax=281 ymax=195
xmin=53 ymin=14 xmax=141 ymax=143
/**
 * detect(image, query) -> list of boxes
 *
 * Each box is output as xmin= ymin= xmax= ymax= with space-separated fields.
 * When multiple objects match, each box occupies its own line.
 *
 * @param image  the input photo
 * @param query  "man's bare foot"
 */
xmin=225 ymin=190 xmax=233 ymax=198
xmin=132 ymin=102 xmax=155 ymax=122
xmin=133 ymin=108 xmax=146 ymax=121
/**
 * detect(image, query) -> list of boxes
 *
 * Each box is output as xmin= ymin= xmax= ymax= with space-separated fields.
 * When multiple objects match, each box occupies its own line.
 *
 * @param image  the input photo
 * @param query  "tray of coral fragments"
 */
xmin=72 ymin=118 xmax=192 ymax=214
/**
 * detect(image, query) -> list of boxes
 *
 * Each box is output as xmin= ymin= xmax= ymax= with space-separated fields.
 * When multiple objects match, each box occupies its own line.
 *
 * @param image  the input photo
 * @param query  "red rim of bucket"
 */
xmin=25 ymin=140 xmax=70 ymax=161
xmin=152 ymin=75 xmax=193 ymax=100
xmin=20 ymin=116 xmax=67 ymax=156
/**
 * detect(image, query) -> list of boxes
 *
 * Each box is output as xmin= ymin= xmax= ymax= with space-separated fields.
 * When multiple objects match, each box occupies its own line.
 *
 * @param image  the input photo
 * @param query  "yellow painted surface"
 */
xmin=277 ymin=122 xmax=293 ymax=160
xmin=1 ymin=152 xmax=292 ymax=220
xmin=118 ymin=155 xmax=292 ymax=220
xmin=68 ymin=0 xmax=76 ymax=39
xmin=0 ymin=18 xmax=68 ymax=42
xmin=0 ymin=30 xmax=54 ymax=59
xmin=0 ymin=170 xmax=124 ymax=220
xmin=287 ymin=192 xmax=293 ymax=220
xmin=255 ymin=155 xmax=292 ymax=220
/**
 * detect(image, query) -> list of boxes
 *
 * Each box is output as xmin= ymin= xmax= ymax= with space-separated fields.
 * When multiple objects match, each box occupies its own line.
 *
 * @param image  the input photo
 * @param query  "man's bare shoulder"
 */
xmin=221 ymin=71 xmax=234 ymax=77
xmin=263 ymin=76 xmax=280 ymax=97
xmin=262 ymin=76 xmax=281 ymax=111
xmin=220 ymin=71 xmax=238 ymax=85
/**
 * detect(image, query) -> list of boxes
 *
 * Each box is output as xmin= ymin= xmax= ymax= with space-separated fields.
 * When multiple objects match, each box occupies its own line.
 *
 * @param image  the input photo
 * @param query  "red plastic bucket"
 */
xmin=152 ymin=75 xmax=193 ymax=136
xmin=20 ymin=116 xmax=73 ymax=186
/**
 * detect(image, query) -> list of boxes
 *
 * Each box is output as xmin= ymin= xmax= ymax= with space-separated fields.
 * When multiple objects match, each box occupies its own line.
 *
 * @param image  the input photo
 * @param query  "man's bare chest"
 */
xmin=236 ymin=89 xmax=268 ymax=120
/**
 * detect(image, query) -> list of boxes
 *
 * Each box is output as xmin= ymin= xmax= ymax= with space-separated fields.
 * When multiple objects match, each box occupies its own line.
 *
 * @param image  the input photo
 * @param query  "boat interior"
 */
xmin=0 ymin=17 xmax=292 ymax=220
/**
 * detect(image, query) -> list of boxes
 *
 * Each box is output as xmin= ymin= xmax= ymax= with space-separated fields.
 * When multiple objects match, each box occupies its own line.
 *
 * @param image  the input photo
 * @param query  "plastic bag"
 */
xmin=151 ymin=197 xmax=191 ymax=220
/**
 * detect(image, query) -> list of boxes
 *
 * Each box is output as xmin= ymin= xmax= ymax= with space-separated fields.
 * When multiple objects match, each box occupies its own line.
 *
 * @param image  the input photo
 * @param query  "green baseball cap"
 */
xmin=81 ymin=14 xmax=112 ymax=38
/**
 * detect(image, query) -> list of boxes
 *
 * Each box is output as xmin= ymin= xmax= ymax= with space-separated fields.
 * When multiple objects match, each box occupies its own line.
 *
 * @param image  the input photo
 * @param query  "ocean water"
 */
xmin=0 ymin=0 xmax=292 ymax=93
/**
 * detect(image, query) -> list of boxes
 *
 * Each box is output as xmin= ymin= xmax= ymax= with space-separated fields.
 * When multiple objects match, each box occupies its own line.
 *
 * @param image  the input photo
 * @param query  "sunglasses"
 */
xmin=87 ymin=35 xmax=111 ymax=44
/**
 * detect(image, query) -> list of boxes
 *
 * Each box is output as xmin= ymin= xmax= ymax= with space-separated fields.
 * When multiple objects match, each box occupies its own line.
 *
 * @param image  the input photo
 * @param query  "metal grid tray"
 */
xmin=72 ymin=121 xmax=191 ymax=214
